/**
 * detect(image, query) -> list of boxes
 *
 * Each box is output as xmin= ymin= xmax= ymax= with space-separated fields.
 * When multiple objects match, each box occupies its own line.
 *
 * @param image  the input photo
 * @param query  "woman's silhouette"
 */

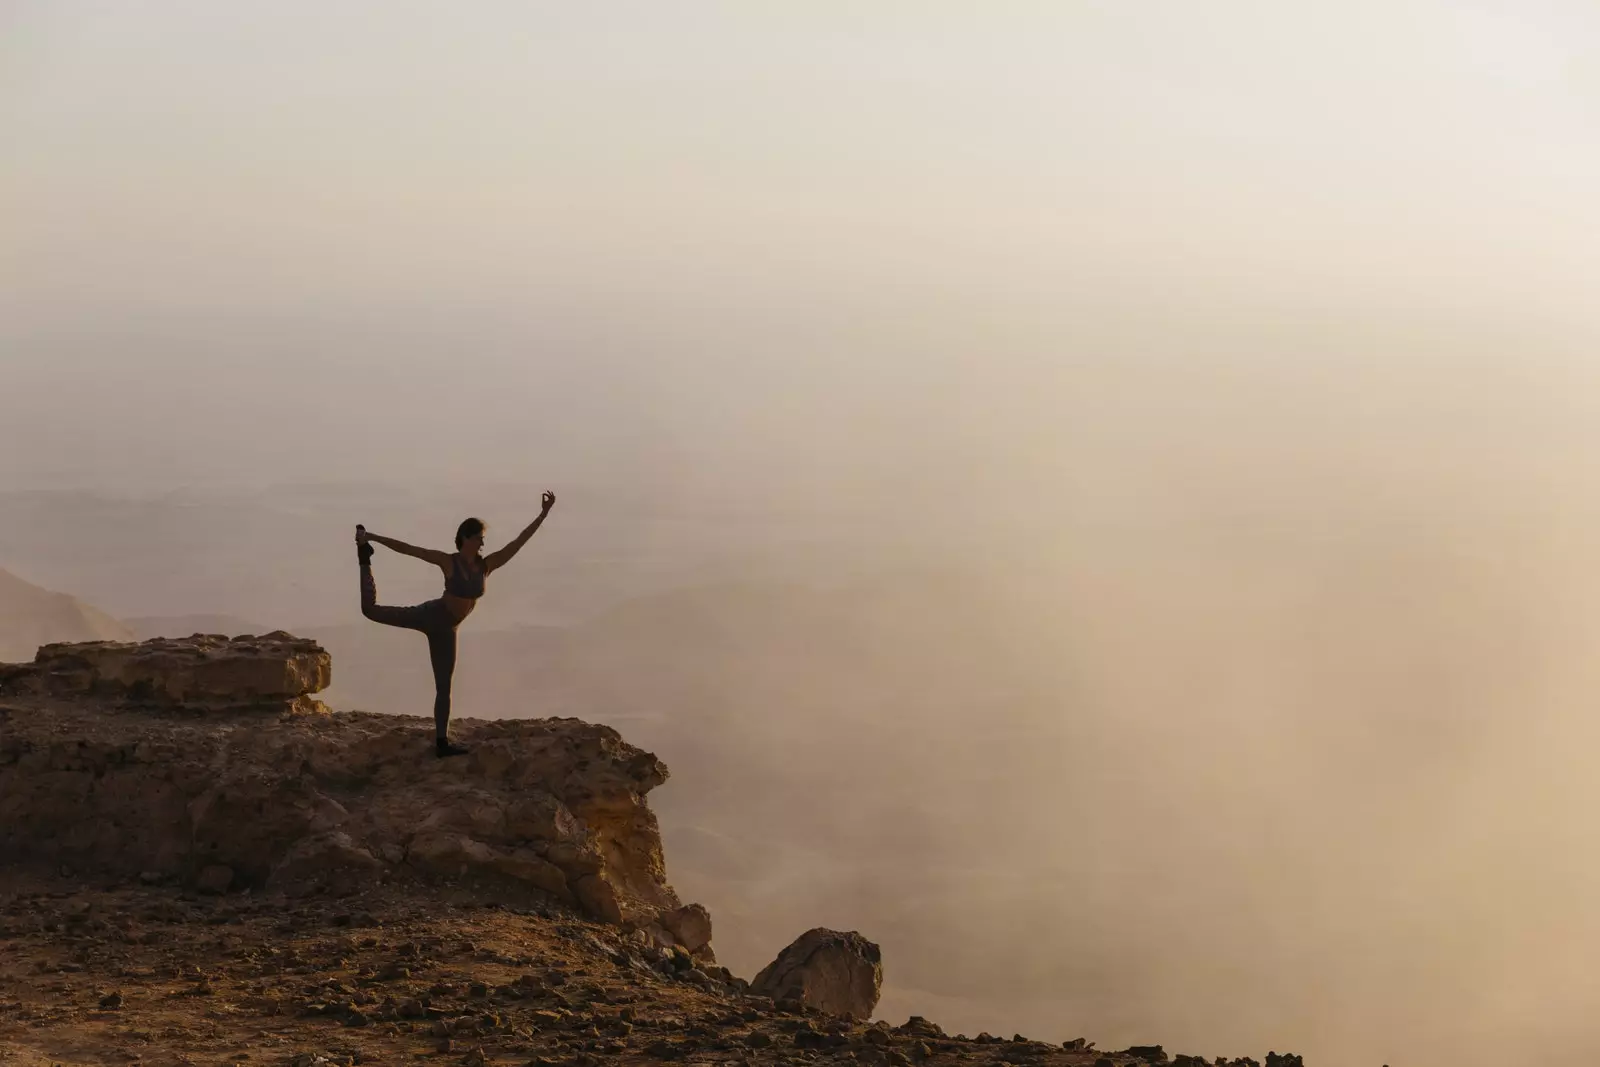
xmin=355 ymin=491 xmax=555 ymax=757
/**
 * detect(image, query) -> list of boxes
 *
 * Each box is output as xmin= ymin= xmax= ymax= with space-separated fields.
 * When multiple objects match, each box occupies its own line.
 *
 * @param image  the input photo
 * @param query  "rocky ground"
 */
xmin=0 ymin=869 xmax=1295 ymax=1067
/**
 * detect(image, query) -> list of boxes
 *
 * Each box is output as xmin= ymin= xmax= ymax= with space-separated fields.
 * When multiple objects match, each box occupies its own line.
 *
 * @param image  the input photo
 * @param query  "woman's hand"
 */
xmin=542 ymin=491 xmax=556 ymax=513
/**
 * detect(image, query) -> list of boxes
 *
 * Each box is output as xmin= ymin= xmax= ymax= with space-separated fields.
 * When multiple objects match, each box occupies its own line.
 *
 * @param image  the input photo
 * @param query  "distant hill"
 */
xmin=0 ymin=566 xmax=134 ymax=661
xmin=123 ymin=614 xmax=268 ymax=640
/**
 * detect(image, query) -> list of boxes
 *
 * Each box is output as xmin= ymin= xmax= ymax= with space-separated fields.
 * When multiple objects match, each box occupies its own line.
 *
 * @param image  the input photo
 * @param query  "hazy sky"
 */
xmin=15 ymin=10 xmax=1600 ymax=1063
xmin=6 ymin=1 xmax=1600 ymax=495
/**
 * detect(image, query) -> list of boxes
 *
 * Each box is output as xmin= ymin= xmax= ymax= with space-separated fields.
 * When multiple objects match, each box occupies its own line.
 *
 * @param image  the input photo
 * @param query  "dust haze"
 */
xmin=8 ymin=4 xmax=1600 ymax=1065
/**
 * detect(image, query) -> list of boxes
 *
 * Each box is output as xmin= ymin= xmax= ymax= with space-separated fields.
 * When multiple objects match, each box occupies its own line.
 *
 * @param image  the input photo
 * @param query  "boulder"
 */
xmin=194 ymin=863 xmax=234 ymax=894
xmin=662 ymin=902 xmax=714 ymax=954
xmin=750 ymin=928 xmax=883 ymax=1019
xmin=267 ymin=832 xmax=384 ymax=895
xmin=0 ymin=635 xmax=713 ymax=956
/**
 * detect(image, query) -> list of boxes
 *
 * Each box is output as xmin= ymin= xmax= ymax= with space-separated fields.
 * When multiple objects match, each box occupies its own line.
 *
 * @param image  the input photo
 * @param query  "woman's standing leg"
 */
xmin=426 ymin=616 xmax=466 ymax=757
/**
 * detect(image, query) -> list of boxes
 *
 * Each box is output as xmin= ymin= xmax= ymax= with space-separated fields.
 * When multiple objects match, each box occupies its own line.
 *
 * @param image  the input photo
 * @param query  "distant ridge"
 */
xmin=0 ymin=566 xmax=133 ymax=661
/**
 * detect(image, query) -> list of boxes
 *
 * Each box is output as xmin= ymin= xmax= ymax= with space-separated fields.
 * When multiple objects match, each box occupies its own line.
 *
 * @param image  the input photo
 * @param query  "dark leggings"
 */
xmin=360 ymin=564 xmax=458 ymax=739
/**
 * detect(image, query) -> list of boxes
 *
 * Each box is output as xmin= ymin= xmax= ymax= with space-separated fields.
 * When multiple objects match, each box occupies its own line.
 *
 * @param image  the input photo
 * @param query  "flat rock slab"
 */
xmin=0 ymin=632 xmax=331 ymax=711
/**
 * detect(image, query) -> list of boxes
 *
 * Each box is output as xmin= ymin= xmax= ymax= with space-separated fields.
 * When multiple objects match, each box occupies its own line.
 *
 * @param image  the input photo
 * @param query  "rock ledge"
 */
xmin=0 ymin=631 xmax=331 ymax=714
xmin=0 ymin=634 xmax=714 ymax=960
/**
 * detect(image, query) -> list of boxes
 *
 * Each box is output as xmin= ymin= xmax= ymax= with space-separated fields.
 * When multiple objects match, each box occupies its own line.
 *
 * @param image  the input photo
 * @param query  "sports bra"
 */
xmin=444 ymin=553 xmax=486 ymax=600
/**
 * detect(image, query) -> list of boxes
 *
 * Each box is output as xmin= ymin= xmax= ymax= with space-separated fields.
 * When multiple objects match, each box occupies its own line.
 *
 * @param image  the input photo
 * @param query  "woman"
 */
xmin=355 ymin=490 xmax=555 ymax=757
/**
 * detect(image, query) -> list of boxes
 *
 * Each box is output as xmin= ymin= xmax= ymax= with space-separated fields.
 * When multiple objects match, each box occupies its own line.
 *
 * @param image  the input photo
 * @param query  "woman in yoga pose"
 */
xmin=355 ymin=491 xmax=555 ymax=757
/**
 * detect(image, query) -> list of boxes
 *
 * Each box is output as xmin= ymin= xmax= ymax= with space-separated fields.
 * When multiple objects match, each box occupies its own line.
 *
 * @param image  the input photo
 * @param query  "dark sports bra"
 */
xmin=444 ymin=553 xmax=486 ymax=600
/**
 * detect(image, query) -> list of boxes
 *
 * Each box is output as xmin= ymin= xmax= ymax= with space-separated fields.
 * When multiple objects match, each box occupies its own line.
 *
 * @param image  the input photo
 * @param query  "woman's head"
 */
xmin=455 ymin=517 xmax=487 ymax=553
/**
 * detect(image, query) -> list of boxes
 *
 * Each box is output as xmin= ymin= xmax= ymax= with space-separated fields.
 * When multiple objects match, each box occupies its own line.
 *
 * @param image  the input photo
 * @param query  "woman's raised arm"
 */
xmin=360 ymin=529 xmax=453 ymax=568
xmin=484 ymin=491 xmax=556 ymax=573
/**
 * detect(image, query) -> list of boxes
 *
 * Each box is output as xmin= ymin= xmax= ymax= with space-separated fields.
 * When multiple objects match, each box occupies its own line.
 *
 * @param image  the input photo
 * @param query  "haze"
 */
xmin=8 ymin=3 xmax=1600 ymax=1064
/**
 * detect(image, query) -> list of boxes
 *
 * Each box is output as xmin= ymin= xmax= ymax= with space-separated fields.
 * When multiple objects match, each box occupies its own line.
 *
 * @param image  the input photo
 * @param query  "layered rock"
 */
xmin=0 ymin=632 xmax=331 ymax=714
xmin=0 ymin=634 xmax=713 ymax=959
xmin=751 ymin=928 xmax=884 ymax=1018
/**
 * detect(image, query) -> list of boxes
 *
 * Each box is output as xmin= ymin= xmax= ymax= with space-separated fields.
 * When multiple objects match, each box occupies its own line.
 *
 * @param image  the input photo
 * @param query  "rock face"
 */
xmin=0 ymin=634 xmax=713 ymax=959
xmin=751 ymin=928 xmax=883 ymax=1018
xmin=0 ymin=632 xmax=331 ymax=714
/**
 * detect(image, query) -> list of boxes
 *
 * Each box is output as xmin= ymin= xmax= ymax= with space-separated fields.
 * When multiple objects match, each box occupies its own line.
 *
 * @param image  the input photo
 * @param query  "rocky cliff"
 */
xmin=0 ymin=632 xmax=1306 ymax=1067
xmin=0 ymin=633 xmax=713 ymax=961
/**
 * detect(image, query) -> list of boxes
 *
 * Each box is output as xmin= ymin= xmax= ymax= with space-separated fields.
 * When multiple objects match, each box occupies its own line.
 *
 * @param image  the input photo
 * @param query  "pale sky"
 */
xmin=15 ymin=12 xmax=1600 ymax=1064
xmin=5 ymin=1 xmax=1600 ymax=493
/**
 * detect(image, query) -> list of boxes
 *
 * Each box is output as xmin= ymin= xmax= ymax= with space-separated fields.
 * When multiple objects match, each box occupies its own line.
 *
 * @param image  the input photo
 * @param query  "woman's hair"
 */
xmin=455 ymin=517 xmax=487 ymax=549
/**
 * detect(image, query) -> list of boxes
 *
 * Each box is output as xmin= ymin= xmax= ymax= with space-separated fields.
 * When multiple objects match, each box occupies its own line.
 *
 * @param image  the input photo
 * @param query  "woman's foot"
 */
xmin=436 ymin=738 xmax=469 ymax=759
xmin=356 ymin=525 xmax=373 ymax=565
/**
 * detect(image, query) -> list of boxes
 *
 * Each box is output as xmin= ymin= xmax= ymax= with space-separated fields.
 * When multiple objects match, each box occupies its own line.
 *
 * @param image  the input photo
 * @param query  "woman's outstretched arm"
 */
xmin=361 ymin=530 xmax=453 ymax=568
xmin=484 ymin=491 xmax=556 ymax=573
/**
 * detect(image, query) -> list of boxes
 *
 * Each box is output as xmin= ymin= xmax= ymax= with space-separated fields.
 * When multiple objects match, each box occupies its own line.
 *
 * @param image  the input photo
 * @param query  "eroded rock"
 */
xmin=751 ymin=928 xmax=882 ymax=1019
xmin=194 ymin=864 xmax=234 ymax=894
xmin=0 ymin=635 xmax=711 ymax=956
xmin=661 ymin=903 xmax=713 ymax=955
xmin=0 ymin=632 xmax=330 ymax=713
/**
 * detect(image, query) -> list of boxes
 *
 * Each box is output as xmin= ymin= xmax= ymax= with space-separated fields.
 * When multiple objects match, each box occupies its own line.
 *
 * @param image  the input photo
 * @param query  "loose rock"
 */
xmin=750 ymin=928 xmax=882 ymax=1019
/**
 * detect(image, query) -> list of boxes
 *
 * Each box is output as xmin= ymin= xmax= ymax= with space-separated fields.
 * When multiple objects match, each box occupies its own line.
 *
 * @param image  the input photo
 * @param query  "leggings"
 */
xmin=360 ymin=564 xmax=458 ymax=739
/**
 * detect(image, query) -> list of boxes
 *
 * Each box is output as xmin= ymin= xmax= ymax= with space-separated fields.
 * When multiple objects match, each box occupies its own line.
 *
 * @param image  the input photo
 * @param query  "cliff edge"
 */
xmin=0 ymin=633 xmax=713 ymax=962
